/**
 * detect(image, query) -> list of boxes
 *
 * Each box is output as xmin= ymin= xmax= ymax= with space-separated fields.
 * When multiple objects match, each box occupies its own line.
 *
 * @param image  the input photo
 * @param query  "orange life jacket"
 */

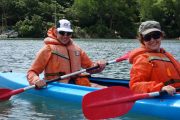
xmin=129 ymin=47 xmax=180 ymax=93
xmin=27 ymin=27 xmax=93 ymax=85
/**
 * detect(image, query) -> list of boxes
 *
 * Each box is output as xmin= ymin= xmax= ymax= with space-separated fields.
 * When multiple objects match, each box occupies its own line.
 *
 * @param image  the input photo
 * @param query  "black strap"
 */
xmin=164 ymin=79 xmax=180 ymax=86
xmin=45 ymin=72 xmax=65 ymax=77
xmin=68 ymin=79 xmax=76 ymax=84
xmin=52 ymin=51 xmax=69 ymax=60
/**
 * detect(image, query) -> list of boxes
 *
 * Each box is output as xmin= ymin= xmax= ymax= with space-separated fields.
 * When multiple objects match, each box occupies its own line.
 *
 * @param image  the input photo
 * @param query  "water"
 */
xmin=0 ymin=39 xmax=179 ymax=120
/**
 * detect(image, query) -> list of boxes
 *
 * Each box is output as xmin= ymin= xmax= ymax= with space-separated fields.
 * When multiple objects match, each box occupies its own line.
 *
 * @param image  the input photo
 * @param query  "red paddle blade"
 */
xmin=0 ymin=88 xmax=24 ymax=102
xmin=0 ymin=88 xmax=13 ymax=101
xmin=82 ymin=86 xmax=135 ymax=119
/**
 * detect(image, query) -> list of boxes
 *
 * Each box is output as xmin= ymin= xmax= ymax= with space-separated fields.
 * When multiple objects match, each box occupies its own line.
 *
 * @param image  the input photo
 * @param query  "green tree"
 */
xmin=13 ymin=0 xmax=64 ymax=37
xmin=1 ymin=0 xmax=180 ymax=38
xmin=137 ymin=0 xmax=180 ymax=38
xmin=0 ymin=0 xmax=13 ymax=32
xmin=159 ymin=0 xmax=180 ymax=38
xmin=68 ymin=0 xmax=138 ymax=38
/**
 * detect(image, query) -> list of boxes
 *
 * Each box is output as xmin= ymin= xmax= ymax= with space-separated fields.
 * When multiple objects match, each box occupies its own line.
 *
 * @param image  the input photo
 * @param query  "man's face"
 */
xmin=57 ymin=31 xmax=72 ymax=45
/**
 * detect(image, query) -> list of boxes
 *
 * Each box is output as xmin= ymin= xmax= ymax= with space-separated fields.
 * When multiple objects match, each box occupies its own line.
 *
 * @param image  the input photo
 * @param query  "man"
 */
xmin=27 ymin=19 xmax=106 ymax=88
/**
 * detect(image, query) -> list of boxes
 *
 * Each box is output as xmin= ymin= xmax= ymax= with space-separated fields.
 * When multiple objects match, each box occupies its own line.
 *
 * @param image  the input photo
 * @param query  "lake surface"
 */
xmin=0 ymin=39 xmax=179 ymax=120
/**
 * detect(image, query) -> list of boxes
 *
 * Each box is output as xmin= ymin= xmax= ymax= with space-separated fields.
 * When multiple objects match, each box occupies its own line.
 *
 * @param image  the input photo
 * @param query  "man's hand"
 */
xmin=162 ymin=85 xmax=176 ymax=96
xmin=34 ymin=80 xmax=47 ymax=89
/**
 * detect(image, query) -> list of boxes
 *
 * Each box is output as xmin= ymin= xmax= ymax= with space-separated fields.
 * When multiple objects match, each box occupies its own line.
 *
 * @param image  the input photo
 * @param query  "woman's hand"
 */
xmin=161 ymin=85 xmax=176 ymax=96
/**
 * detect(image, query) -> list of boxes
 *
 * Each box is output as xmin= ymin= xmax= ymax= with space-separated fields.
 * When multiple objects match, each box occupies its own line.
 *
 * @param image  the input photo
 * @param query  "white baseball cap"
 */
xmin=56 ymin=19 xmax=73 ymax=32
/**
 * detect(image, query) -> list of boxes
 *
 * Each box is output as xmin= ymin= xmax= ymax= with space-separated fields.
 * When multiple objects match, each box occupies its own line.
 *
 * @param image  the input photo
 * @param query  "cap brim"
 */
xmin=57 ymin=28 xmax=73 ymax=32
xmin=142 ymin=28 xmax=161 ymax=35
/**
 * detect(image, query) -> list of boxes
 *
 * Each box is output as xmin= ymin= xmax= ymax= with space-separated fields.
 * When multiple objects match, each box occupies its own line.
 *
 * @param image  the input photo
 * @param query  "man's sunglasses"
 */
xmin=143 ymin=31 xmax=162 ymax=42
xmin=59 ymin=31 xmax=72 ymax=36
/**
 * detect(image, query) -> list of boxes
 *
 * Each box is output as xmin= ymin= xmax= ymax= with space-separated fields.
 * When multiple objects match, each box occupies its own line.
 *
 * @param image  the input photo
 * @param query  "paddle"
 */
xmin=0 ymin=52 xmax=130 ymax=102
xmin=82 ymin=86 xmax=180 ymax=119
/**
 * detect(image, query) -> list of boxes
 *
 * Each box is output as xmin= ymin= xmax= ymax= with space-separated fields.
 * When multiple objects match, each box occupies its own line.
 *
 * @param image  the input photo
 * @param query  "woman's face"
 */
xmin=142 ymin=31 xmax=162 ymax=51
xmin=57 ymin=31 xmax=72 ymax=45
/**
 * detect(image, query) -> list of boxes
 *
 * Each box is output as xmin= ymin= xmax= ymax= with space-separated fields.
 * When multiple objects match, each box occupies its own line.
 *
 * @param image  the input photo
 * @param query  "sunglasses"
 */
xmin=59 ymin=31 xmax=72 ymax=36
xmin=143 ymin=31 xmax=162 ymax=42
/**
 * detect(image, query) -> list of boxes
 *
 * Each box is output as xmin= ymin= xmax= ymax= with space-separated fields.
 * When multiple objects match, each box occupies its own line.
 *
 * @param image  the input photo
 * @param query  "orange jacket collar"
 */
xmin=45 ymin=27 xmax=73 ymax=45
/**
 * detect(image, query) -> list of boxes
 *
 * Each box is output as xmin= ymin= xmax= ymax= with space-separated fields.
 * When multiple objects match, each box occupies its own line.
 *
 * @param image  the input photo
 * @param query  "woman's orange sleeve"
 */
xmin=129 ymin=55 xmax=164 ymax=93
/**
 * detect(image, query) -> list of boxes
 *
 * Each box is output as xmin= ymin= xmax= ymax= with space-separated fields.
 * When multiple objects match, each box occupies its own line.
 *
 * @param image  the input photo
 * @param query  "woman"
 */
xmin=129 ymin=20 xmax=180 ymax=95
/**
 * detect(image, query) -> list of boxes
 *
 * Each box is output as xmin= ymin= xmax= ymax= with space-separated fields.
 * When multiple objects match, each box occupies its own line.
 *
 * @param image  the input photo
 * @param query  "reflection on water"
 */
xmin=0 ymin=93 xmax=163 ymax=120
xmin=0 ymin=93 xmax=83 ymax=120
xmin=0 ymin=39 xmax=179 ymax=119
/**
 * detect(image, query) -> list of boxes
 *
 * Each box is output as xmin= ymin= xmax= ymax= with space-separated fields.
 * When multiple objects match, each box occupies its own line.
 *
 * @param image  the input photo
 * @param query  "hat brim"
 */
xmin=142 ymin=28 xmax=161 ymax=35
xmin=57 ymin=28 xmax=73 ymax=32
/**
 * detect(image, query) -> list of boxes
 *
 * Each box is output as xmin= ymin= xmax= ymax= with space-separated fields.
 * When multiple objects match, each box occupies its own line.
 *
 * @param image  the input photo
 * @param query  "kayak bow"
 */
xmin=0 ymin=52 xmax=129 ymax=102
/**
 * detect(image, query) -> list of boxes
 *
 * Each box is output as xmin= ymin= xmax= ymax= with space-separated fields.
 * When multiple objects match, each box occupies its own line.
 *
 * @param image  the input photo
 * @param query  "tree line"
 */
xmin=0 ymin=0 xmax=179 ymax=39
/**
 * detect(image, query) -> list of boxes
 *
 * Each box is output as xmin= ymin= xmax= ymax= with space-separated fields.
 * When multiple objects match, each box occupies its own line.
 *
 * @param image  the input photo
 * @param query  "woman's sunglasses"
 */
xmin=143 ymin=31 xmax=162 ymax=42
xmin=59 ymin=31 xmax=72 ymax=36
